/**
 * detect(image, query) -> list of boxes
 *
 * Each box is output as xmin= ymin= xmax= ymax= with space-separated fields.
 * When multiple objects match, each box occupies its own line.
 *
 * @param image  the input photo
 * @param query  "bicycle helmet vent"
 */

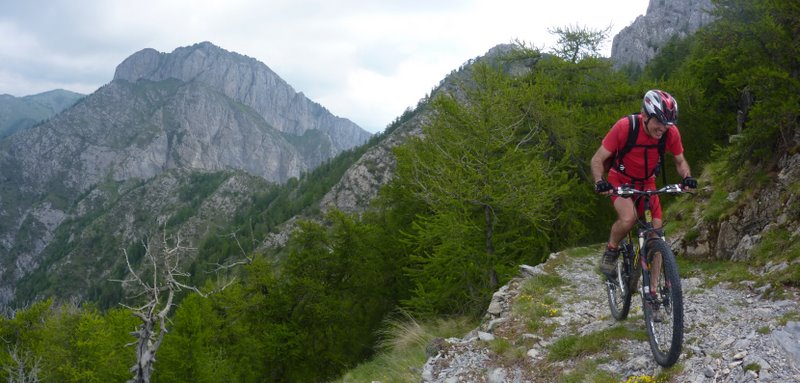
xmin=643 ymin=89 xmax=678 ymax=125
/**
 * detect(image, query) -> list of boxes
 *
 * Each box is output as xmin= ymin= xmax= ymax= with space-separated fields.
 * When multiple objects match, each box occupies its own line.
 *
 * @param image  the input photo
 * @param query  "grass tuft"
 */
xmin=547 ymin=325 xmax=646 ymax=361
xmin=335 ymin=313 xmax=476 ymax=383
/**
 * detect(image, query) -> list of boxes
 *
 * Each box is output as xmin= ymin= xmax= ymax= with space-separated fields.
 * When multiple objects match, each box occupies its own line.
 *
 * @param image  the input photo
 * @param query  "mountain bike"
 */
xmin=604 ymin=184 xmax=688 ymax=367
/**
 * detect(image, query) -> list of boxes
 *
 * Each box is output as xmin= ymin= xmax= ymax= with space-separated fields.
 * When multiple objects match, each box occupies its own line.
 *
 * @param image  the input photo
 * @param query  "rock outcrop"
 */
xmin=0 ymin=42 xmax=371 ymax=309
xmin=319 ymin=44 xmax=536 ymax=215
xmin=114 ymin=42 xmax=371 ymax=154
xmin=421 ymin=250 xmax=800 ymax=382
xmin=673 ymin=136 xmax=800 ymax=262
xmin=611 ymin=0 xmax=716 ymax=70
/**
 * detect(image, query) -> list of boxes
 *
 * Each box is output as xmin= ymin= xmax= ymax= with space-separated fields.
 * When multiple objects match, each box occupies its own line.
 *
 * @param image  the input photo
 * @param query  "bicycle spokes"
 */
xmin=643 ymin=240 xmax=683 ymax=367
xmin=606 ymin=254 xmax=633 ymax=321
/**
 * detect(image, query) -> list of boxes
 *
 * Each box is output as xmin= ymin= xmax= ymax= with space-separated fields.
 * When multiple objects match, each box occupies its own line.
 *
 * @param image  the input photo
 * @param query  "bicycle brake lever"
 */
xmin=615 ymin=186 xmax=634 ymax=197
xmin=664 ymin=184 xmax=683 ymax=194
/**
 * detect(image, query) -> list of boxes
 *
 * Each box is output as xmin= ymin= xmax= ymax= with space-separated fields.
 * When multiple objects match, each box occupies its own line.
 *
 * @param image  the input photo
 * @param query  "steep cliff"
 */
xmin=319 ymin=44 xmax=534 ymax=215
xmin=0 ymin=42 xmax=371 ymax=309
xmin=610 ymin=0 xmax=716 ymax=70
xmin=114 ymin=42 xmax=371 ymax=154
xmin=671 ymin=131 xmax=800 ymax=264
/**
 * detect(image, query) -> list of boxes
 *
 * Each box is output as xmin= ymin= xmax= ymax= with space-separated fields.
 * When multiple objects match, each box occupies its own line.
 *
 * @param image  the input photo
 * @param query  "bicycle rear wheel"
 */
xmin=642 ymin=239 xmax=684 ymax=367
xmin=606 ymin=243 xmax=633 ymax=320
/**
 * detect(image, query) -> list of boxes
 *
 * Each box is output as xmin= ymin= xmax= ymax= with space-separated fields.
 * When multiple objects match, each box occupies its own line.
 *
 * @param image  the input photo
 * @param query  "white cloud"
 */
xmin=0 ymin=0 xmax=648 ymax=132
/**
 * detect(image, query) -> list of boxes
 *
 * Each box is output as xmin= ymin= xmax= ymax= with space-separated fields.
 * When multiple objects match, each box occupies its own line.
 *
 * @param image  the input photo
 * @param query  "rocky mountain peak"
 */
xmin=0 ymin=42 xmax=373 ymax=309
xmin=611 ymin=0 xmax=716 ymax=70
xmin=114 ymin=41 xmax=371 ymax=152
xmin=114 ymin=42 xmax=268 ymax=91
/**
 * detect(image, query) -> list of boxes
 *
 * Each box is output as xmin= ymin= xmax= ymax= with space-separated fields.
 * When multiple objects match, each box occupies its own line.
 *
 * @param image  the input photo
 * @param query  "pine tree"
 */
xmin=394 ymin=62 xmax=571 ymax=315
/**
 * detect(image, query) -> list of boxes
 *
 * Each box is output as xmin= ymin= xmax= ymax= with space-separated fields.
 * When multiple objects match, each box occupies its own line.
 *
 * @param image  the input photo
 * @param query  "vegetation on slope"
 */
xmin=1 ymin=0 xmax=798 ymax=381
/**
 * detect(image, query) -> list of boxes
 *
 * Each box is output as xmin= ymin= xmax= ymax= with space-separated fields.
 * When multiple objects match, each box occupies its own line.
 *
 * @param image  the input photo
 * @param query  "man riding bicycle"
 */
xmin=590 ymin=90 xmax=697 ymax=292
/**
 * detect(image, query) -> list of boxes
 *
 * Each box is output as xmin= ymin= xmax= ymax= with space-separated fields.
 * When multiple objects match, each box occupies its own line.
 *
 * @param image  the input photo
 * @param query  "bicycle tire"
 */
xmin=642 ymin=239 xmax=684 ymax=367
xmin=606 ymin=243 xmax=633 ymax=320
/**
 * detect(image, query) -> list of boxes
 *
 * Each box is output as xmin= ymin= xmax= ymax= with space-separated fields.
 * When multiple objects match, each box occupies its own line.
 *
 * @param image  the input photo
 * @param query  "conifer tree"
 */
xmin=394 ymin=62 xmax=572 ymax=315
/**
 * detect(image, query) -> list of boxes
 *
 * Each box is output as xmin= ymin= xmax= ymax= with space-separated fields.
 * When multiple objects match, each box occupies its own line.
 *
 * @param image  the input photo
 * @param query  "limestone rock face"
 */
xmin=611 ymin=0 xmax=716 ymax=70
xmin=114 ymin=42 xmax=371 ymax=154
xmin=0 ymin=42 xmax=372 ymax=309
xmin=319 ymin=44 xmax=536 ymax=215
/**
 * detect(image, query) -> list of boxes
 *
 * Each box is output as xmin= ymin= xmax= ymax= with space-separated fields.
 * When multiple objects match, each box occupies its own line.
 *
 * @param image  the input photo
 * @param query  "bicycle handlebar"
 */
xmin=611 ymin=183 xmax=691 ymax=197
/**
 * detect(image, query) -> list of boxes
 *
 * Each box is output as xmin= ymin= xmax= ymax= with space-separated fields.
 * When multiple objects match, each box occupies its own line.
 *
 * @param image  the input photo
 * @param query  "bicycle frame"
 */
xmin=607 ymin=183 xmax=688 ymax=367
xmin=616 ymin=184 xmax=683 ymax=288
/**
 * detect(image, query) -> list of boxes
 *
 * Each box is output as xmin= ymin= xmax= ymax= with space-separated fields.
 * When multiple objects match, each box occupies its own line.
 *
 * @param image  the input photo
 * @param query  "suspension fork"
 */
xmin=638 ymin=194 xmax=656 ymax=297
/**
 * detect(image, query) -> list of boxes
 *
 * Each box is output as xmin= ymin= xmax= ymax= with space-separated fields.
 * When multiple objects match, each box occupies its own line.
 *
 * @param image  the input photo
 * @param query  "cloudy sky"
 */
xmin=0 ymin=0 xmax=648 ymax=133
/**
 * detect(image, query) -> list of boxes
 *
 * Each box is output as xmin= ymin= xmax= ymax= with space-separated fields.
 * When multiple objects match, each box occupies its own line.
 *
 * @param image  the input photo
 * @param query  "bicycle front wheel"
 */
xmin=642 ymin=239 xmax=684 ymax=367
xmin=606 ymin=244 xmax=633 ymax=320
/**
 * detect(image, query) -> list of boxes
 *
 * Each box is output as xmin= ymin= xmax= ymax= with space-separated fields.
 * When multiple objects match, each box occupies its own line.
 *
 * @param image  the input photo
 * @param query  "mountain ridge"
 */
xmin=610 ymin=0 xmax=715 ymax=70
xmin=114 ymin=41 xmax=371 ymax=153
xmin=0 ymin=42 xmax=372 ymax=309
xmin=0 ymin=89 xmax=84 ymax=138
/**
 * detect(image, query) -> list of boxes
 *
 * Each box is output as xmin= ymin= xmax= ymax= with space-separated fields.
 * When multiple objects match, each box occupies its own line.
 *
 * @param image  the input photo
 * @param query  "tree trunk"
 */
xmin=484 ymin=204 xmax=498 ymax=289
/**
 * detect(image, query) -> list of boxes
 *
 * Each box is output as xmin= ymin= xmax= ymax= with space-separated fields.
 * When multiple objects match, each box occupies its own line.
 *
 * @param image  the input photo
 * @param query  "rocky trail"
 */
xmin=421 ymin=247 xmax=800 ymax=382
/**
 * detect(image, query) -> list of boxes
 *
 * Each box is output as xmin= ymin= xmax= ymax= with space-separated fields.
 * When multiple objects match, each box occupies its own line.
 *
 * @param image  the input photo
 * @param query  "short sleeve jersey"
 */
xmin=602 ymin=114 xmax=684 ymax=183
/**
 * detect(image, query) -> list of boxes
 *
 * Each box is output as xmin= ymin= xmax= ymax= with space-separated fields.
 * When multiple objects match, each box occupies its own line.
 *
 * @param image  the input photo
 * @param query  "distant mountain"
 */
xmin=610 ymin=0 xmax=716 ymax=70
xmin=319 ymin=44 xmax=534 ymax=216
xmin=114 ymin=41 xmax=371 ymax=154
xmin=0 ymin=89 xmax=84 ymax=138
xmin=0 ymin=42 xmax=371 ymax=308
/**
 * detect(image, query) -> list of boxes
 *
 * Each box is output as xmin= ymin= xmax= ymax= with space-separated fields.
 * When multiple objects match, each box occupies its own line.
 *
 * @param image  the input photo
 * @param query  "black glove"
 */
xmin=595 ymin=179 xmax=613 ymax=193
xmin=682 ymin=176 xmax=698 ymax=189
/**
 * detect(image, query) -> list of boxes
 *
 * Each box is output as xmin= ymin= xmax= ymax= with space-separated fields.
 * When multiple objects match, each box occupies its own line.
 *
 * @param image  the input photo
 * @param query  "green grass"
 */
xmin=334 ymin=314 xmax=477 ymax=383
xmin=779 ymin=311 xmax=800 ymax=326
xmin=540 ymin=246 xmax=595 ymax=273
xmin=751 ymin=228 xmax=800 ymax=289
xmin=513 ymin=272 xmax=566 ymax=336
xmin=554 ymin=359 xmax=617 ymax=383
xmin=677 ymin=225 xmax=800 ymax=295
xmin=702 ymin=187 xmax=736 ymax=224
xmin=663 ymin=191 xmax=698 ymax=235
xmin=487 ymin=337 xmax=529 ymax=365
xmin=744 ymin=362 xmax=761 ymax=372
xmin=678 ymin=258 xmax=756 ymax=288
xmin=693 ymin=156 xmax=775 ymax=226
xmin=547 ymin=325 xmax=647 ymax=361
xmin=565 ymin=245 xmax=599 ymax=259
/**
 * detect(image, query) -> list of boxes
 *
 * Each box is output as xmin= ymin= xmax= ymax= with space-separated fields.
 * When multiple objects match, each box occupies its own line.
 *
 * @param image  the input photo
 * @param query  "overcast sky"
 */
xmin=0 ymin=0 xmax=648 ymax=133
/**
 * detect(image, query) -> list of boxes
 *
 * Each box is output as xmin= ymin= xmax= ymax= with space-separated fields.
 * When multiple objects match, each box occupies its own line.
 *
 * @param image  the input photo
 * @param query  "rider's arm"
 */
xmin=590 ymin=145 xmax=613 ymax=183
xmin=673 ymin=153 xmax=692 ymax=179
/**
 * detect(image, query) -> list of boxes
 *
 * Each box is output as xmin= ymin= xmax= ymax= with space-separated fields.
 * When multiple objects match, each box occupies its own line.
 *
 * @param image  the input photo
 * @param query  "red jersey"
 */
xmin=602 ymin=114 xmax=684 ymax=184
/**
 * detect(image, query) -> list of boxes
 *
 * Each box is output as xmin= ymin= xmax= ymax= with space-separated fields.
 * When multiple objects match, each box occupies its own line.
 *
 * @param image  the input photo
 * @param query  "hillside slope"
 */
xmin=421 ymin=145 xmax=800 ymax=382
xmin=421 ymin=247 xmax=800 ymax=382
xmin=0 ymin=89 xmax=84 ymax=138
xmin=0 ymin=42 xmax=371 ymax=309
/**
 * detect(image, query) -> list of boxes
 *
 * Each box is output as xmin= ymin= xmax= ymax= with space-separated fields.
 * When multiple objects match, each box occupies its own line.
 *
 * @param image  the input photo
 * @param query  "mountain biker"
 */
xmin=589 ymin=90 xmax=697 ymax=300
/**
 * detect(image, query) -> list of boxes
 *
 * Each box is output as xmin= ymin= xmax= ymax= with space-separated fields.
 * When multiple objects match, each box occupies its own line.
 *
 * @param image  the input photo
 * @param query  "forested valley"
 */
xmin=1 ymin=1 xmax=797 ymax=381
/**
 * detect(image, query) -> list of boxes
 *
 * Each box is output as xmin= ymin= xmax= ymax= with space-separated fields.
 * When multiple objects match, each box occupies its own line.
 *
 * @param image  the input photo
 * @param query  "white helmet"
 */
xmin=643 ymin=89 xmax=678 ymax=125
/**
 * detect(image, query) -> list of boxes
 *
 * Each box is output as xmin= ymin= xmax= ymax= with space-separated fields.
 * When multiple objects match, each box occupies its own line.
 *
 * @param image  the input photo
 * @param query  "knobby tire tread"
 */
xmin=607 ymin=244 xmax=633 ymax=320
xmin=643 ymin=239 xmax=684 ymax=367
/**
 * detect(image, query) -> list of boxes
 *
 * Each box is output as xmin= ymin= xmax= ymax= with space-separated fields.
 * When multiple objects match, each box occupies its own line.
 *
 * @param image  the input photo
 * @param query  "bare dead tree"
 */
xmin=207 ymin=231 xmax=254 ymax=273
xmin=3 ymin=345 xmax=41 ymax=383
xmin=117 ymin=230 xmax=207 ymax=383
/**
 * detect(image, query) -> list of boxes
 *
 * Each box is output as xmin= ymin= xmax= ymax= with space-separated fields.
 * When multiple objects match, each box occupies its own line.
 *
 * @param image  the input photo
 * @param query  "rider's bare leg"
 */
xmin=609 ymin=197 xmax=637 ymax=247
